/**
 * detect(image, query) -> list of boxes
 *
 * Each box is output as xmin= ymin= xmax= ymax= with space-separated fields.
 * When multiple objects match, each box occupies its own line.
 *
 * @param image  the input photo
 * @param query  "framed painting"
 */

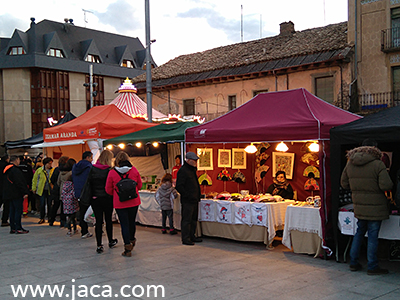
xmin=197 ymin=148 xmax=213 ymax=170
xmin=218 ymin=149 xmax=231 ymax=168
xmin=272 ymin=152 xmax=295 ymax=179
xmin=232 ymin=148 xmax=246 ymax=169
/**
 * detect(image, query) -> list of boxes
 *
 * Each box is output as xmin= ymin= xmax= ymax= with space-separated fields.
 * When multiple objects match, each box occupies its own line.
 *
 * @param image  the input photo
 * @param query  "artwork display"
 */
xmin=272 ymin=152 xmax=295 ymax=179
xmin=197 ymin=148 xmax=213 ymax=170
xmin=232 ymin=148 xmax=246 ymax=169
xmin=218 ymin=149 xmax=231 ymax=168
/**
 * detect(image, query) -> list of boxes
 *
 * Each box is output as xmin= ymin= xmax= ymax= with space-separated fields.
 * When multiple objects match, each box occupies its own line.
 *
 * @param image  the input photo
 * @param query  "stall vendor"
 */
xmin=171 ymin=154 xmax=181 ymax=187
xmin=266 ymin=171 xmax=294 ymax=199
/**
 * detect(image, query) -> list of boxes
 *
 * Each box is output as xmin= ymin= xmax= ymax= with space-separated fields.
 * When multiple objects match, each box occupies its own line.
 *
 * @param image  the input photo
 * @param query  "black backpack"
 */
xmin=115 ymin=171 xmax=138 ymax=202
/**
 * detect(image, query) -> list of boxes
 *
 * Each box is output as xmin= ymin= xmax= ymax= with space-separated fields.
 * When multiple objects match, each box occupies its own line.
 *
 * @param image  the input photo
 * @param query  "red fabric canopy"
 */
xmin=43 ymin=105 xmax=157 ymax=142
xmin=185 ymin=88 xmax=361 ymax=143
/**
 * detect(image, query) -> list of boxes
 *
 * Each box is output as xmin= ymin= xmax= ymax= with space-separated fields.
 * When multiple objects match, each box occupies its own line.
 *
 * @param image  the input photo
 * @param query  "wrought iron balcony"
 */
xmin=381 ymin=27 xmax=400 ymax=52
xmin=358 ymin=91 xmax=400 ymax=111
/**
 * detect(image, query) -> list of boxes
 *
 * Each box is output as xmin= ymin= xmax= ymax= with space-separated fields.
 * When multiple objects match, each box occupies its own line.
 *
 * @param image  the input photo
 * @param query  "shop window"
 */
xmin=228 ymin=95 xmax=237 ymax=111
xmin=85 ymin=54 xmax=101 ymax=63
xmin=7 ymin=46 xmax=26 ymax=55
xmin=253 ymin=89 xmax=268 ymax=97
xmin=315 ymin=76 xmax=334 ymax=103
xmin=121 ymin=60 xmax=134 ymax=68
xmin=46 ymin=48 xmax=64 ymax=58
xmin=183 ymin=99 xmax=195 ymax=116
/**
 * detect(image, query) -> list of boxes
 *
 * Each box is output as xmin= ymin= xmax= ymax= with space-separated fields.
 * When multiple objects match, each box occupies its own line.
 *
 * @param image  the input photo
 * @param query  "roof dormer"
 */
xmin=81 ymin=39 xmax=102 ymax=63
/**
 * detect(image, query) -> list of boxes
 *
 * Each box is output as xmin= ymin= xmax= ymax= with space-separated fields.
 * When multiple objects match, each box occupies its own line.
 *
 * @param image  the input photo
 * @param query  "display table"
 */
xmin=136 ymin=191 xmax=181 ymax=230
xmin=198 ymin=199 xmax=294 ymax=247
xmin=282 ymin=205 xmax=323 ymax=257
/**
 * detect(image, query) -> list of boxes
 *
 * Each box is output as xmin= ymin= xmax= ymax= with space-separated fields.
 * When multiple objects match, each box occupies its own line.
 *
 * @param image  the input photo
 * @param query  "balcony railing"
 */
xmin=358 ymin=91 xmax=400 ymax=111
xmin=381 ymin=27 xmax=400 ymax=52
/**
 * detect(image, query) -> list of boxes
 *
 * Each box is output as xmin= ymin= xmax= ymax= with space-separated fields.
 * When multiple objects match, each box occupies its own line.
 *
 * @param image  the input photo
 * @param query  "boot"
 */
xmin=130 ymin=238 xmax=137 ymax=248
xmin=122 ymin=244 xmax=133 ymax=257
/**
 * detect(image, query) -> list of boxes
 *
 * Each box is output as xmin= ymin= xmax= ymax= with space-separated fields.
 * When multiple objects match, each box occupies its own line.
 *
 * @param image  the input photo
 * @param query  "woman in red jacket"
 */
xmin=105 ymin=151 xmax=142 ymax=257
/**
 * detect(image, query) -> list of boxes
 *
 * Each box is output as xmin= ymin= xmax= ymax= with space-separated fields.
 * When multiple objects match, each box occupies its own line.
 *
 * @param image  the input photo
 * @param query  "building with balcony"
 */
xmin=0 ymin=18 xmax=153 ymax=153
xmin=348 ymin=0 xmax=400 ymax=111
xmin=133 ymin=21 xmax=353 ymax=121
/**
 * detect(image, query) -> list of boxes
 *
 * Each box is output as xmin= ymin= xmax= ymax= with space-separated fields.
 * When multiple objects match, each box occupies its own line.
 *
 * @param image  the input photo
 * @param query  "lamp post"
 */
xmin=145 ymin=0 xmax=154 ymax=123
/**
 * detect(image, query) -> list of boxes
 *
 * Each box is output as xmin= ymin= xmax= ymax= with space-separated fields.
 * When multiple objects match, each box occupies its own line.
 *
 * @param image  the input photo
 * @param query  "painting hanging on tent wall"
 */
xmin=218 ymin=149 xmax=231 ymax=168
xmin=197 ymin=148 xmax=213 ymax=170
xmin=232 ymin=148 xmax=246 ymax=169
xmin=272 ymin=152 xmax=295 ymax=179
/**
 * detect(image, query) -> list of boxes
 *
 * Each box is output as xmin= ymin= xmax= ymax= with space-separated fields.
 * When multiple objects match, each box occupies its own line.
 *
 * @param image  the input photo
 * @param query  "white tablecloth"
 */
xmin=282 ymin=205 xmax=322 ymax=250
xmin=338 ymin=211 xmax=400 ymax=240
xmin=199 ymin=199 xmax=294 ymax=243
xmin=136 ymin=191 xmax=181 ymax=230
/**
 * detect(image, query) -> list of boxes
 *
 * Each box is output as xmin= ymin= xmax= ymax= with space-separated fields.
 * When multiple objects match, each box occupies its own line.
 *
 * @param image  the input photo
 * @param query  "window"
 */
xmin=46 ymin=48 xmax=64 ymax=58
xmin=253 ymin=89 xmax=268 ymax=97
xmin=121 ymin=60 xmax=134 ymax=68
xmin=315 ymin=76 xmax=334 ymax=103
xmin=228 ymin=95 xmax=237 ymax=111
xmin=7 ymin=46 xmax=25 ymax=55
xmin=85 ymin=54 xmax=101 ymax=63
xmin=84 ymin=75 xmax=104 ymax=111
xmin=393 ymin=67 xmax=400 ymax=91
xmin=392 ymin=7 xmax=400 ymax=47
xmin=183 ymin=99 xmax=195 ymax=115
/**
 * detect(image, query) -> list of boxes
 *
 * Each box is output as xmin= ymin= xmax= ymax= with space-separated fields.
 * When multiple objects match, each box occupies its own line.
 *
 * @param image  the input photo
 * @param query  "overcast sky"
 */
xmin=0 ymin=0 xmax=348 ymax=65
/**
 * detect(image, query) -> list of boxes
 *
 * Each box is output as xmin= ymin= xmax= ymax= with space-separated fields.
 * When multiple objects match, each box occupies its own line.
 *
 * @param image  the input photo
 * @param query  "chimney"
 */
xmin=279 ymin=21 xmax=295 ymax=36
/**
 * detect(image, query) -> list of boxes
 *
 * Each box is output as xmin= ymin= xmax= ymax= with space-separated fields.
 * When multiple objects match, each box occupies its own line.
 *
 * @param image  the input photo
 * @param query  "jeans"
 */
xmin=9 ymin=197 xmax=24 ymax=230
xmin=162 ymin=209 xmax=174 ymax=230
xmin=350 ymin=219 xmax=382 ymax=270
xmin=116 ymin=206 xmax=138 ymax=245
xmin=181 ymin=202 xmax=198 ymax=243
xmin=40 ymin=192 xmax=52 ymax=220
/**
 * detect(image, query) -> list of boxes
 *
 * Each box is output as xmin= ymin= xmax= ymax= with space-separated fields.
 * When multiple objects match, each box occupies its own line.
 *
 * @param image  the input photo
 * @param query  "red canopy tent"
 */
xmin=185 ymin=88 xmax=361 ymax=254
xmin=109 ymin=78 xmax=167 ymax=120
xmin=36 ymin=105 xmax=157 ymax=161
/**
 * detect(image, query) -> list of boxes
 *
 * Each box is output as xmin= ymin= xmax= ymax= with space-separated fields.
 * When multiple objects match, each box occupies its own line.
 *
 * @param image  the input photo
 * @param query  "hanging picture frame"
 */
xmin=272 ymin=152 xmax=295 ymax=179
xmin=218 ymin=149 xmax=231 ymax=168
xmin=197 ymin=148 xmax=213 ymax=170
xmin=232 ymin=148 xmax=246 ymax=169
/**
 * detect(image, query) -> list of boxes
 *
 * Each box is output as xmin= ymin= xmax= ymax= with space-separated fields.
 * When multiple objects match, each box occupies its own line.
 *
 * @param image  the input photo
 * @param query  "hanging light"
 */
xmin=106 ymin=144 xmax=113 ymax=150
xmin=118 ymin=143 xmax=125 ymax=149
xmin=152 ymin=142 xmax=159 ymax=147
xmin=244 ymin=143 xmax=257 ymax=154
xmin=276 ymin=142 xmax=288 ymax=152
xmin=308 ymin=142 xmax=319 ymax=153
xmin=135 ymin=142 xmax=142 ymax=148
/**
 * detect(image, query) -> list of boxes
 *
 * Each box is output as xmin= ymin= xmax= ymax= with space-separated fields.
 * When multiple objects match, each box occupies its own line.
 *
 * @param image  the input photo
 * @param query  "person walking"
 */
xmin=176 ymin=152 xmax=202 ymax=246
xmin=105 ymin=151 xmax=142 ymax=257
xmin=341 ymin=139 xmax=393 ymax=275
xmin=32 ymin=157 xmax=54 ymax=224
xmin=0 ymin=154 xmax=10 ymax=227
xmin=155 ymin=173 xmax=178 ymax=235
xmin=59 ymin=159 xmax=78 ymax=236
xmin=72 ymin=151 xmax=93 ymax=239
xmin=3 ymin=156 xmax=30 ymax=234
xmin=17 ymin=155 xmax=34 ymax=218
xmin=49 ymin=156 xmax=69 ymax=227
xmin=81 ymin=149 xmax=118 ymax=253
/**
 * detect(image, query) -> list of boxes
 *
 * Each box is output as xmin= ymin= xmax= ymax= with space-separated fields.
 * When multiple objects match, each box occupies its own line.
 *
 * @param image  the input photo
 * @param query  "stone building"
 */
xmin=0 ymin=18 xmax=152 ymax=152
xmin=133 ymin=21 xmax=354 ymax=121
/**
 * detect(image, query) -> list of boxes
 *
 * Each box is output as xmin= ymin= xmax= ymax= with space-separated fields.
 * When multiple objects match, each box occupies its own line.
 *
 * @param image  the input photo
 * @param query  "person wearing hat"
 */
xmin=176 ymin=151 xmax=202 ymax=246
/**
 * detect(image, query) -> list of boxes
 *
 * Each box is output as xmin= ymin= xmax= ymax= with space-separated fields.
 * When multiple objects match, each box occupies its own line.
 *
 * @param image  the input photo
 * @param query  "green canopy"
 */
xmin=104 ymin=122 xmax=199 ymax=145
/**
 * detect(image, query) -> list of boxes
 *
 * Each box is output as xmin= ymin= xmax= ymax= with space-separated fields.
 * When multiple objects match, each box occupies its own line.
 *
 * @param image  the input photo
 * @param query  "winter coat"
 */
xmin=3 ymin=164 xmax=29 ymax=200
xmin=32 ymin=166 xmax=54 ymax=196
xmin=57 ymin=171 xmax=72 ymax=196
xmin=72 ymin=160 xmax=92 ymax=199
xmin=80 ymin=162 xmax=112 ymax=206
xmin=155 ymin=181 xmax=178 ymax=210
xmin=105 ymin=165 xmax=142 ymax=209
xmin=176 ymin=162 xmax=201 ymax=204
xmin=341 ymin=146 xmax=393 ymax=221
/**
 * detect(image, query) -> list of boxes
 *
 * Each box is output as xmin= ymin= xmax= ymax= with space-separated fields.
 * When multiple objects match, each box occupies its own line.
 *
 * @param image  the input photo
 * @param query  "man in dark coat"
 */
xmin=0 ymin=154 xmax=10 ymax=226
xmin=72 ymin=151 xmax=93 ymax=238
xmin=341 ymin=139 xmax=393 ymax=275
xmin=3 ymin=156 xmax=30 ymax=234
xmin=17 ymin=155 xmax=34 ymax=217
xmin=176 ymin=151 xmax=201 ymax=246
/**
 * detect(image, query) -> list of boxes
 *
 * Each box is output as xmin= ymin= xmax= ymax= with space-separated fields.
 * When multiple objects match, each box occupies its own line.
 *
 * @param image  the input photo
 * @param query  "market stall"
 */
xmin=33 ymin=105 xmax=157 ymax=161
xmin=185 ymin=88 xmax=361 ymax=252
xmin=330 ymin=105 xmax=400 ymax=261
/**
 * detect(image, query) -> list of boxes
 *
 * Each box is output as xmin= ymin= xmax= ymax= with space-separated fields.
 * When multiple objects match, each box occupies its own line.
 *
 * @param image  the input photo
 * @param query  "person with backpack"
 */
xmin=105 ymin=151 xmax=142 ymax=257
xmin=155 ymin=173 xmax=178 ymax=235
xmin=32 ymin=157 xmax=54 ymax=224
xmin=81 ymin=149 xmax=118 ymax=253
